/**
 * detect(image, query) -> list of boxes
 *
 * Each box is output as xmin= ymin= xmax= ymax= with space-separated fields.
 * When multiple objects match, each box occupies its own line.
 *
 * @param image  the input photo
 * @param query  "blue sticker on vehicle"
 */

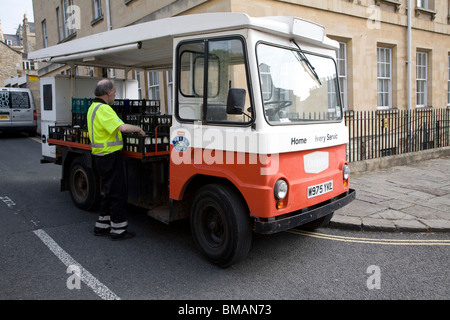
xmin=172 ymin=135 xmax=190 ymax=152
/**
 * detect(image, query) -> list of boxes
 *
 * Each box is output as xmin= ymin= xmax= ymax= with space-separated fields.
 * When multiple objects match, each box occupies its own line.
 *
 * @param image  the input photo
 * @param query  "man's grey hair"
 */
xmin=94 ymin=79 xmax=115 ymax=96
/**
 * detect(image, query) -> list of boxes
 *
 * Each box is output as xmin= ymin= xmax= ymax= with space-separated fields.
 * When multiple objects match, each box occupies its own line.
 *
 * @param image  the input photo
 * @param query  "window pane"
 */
xmin=11 ymin=92 xmax=30 ymax=109
xmin=416 ymin=80 xmax=426 ymax=106
xmin=448 ymin=55 xmax=450 ymax=104
xmin=377 ymin=47 xmax=392 ymax=108
xmin=336 ymin=42 xmax=347 ymax=110
xmin=337 ymin=43 xmax=346 ymax=76
xmin=179 ymin=42 xmax=204 ymax=97
xmin=206 ymin=38 xmax=251 ymax=123
xmin=257 ymin=43 xmax=342 ymax=124
xmin=177 ymin=38 xmax=251 ymax=123
xmin=0 ymin=92 xmax=10 ymax=108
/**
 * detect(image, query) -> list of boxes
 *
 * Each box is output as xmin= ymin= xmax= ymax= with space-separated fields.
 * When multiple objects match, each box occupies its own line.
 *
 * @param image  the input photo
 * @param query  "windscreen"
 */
xmin=257 ymin=43 xmax=342 ymax=125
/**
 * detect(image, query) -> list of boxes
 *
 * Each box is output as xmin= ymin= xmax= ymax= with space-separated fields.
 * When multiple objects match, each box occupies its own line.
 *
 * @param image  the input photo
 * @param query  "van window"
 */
xmin=43 ymin=84 xmax=53 ymax=111
xmin=10 ymin=92 xmax=31 ymax=109
xmin=0 ymin=92 xmax=10 ymax=108
xmin=177 ymin=37 xmax=253 ymax=124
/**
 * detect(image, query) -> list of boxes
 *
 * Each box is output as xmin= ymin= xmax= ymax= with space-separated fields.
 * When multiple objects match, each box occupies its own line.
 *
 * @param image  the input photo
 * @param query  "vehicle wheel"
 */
xmin=190 ymin=184 xmax=252 ymax=268
xmin=297 ymin=212 xmax=334 ymax=231
xmin=69 ymin=158 xmax=100 ymax=211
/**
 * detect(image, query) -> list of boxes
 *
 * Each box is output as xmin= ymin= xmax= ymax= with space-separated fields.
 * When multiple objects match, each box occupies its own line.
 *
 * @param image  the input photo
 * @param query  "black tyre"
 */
xmin=190 ymin=184 xmax=252 ymax=268
xmin=69 ymin=158 xmax=100 ymax=211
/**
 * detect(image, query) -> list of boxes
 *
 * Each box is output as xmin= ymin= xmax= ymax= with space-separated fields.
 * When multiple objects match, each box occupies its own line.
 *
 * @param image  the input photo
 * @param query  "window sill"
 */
xmin=58 ymin=32 xmax=77 ymax=44
xmin=416 ymin=106 xmax=433 ymax=111
xmin=377 ymin=106 xmax=393 ymax=111
xmin=375 ymin=0 xmax=401 ymax=12
xmin=376 ymin=108 xmax=399 ymax=114
xmin=415 ymin=7 xmax=436 ymax=20
xmin=91 ymin=15 xmax=104 ymax=27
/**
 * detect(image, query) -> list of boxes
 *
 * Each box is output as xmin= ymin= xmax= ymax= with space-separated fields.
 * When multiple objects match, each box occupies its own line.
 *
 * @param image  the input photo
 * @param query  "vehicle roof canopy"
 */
xmin=29 ymin=13 xmax=338 ymax=70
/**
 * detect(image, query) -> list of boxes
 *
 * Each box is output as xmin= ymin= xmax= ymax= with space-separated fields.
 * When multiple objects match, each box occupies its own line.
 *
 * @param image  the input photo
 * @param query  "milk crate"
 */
xmin=144 ymin=100 xmax=160 ymax=114
xmin=48 ymin=126 xmax=70 ymax=141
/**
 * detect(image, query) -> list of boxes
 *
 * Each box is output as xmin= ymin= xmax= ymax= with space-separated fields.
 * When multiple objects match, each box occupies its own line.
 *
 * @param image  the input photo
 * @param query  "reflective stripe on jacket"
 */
xmin=87 ymin=101 xmax=125 ymax=156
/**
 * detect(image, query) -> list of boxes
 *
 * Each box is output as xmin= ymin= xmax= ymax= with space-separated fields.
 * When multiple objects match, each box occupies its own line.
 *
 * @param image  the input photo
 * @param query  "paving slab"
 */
xmin=331 ymin=157 xmax=450 ymax=233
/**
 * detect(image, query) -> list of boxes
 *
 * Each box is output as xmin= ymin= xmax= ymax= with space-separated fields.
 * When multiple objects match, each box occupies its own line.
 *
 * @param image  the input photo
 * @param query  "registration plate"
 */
xmin=307 ymin=180 xmax=333 ymax=199
xmin=0 ymin=115 xmax=9 ymax=120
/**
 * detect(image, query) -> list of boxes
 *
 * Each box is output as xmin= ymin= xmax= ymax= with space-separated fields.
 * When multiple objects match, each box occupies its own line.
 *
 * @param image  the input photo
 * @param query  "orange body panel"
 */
xmin=170 ymin=144 xmax=349 ymax=219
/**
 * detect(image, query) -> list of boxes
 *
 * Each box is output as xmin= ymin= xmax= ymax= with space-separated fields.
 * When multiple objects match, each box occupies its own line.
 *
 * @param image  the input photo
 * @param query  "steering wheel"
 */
xmin=264 ymin=100 xmax=293 ymax=117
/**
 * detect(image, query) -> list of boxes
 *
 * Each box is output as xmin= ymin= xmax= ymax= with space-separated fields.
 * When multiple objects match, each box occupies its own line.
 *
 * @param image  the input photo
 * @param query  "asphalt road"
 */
xmin=0 ymin=132 xmax=449 ymax=304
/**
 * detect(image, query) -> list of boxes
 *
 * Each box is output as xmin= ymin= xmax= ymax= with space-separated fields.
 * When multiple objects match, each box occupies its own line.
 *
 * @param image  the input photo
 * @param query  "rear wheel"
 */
xmin=69 ymin=158 xmax=100 ymax=211
xmin=190 ymin=184 xmax=252 ymax=268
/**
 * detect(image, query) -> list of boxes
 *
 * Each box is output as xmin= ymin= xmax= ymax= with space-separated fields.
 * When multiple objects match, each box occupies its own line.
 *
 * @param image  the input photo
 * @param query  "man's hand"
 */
xmin=119 ymin=124 xmax=146 ymax=137
xmin=137 ymin=128 xmax=146 ymax=137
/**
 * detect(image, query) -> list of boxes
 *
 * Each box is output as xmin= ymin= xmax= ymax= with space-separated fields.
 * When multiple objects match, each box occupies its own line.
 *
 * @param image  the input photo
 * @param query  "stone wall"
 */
xmin=0 ymin=42 xmax=23 ymax=86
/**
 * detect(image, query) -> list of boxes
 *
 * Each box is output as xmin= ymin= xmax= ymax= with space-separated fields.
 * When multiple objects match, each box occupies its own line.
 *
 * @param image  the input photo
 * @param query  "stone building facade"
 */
xmin=0 ymin=41 xmax=23 ymax=86
xmin=1 ymin=14 xmax=37 ymax=84
xmin=32 ymin=0 xmax=450 ymax=112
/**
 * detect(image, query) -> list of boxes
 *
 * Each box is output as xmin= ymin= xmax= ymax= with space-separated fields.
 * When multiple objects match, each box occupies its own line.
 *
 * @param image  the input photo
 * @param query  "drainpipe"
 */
xmin=105 ymin=0 xmax=112 ymax=80
xmin=105 ymin=0 xmax=112 ymax=31
xmin=407 ymin=0 xmax=412 ymax=152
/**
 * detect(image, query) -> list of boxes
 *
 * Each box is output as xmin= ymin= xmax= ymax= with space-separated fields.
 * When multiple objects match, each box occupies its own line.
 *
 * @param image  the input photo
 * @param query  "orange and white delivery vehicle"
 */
xmin=30 ymin=13 xmax=355 ymax=267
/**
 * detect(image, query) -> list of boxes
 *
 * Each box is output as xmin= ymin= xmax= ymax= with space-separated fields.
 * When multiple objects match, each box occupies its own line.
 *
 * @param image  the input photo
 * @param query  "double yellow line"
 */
xmin=287 ymin=229 xmax=450 ymax=246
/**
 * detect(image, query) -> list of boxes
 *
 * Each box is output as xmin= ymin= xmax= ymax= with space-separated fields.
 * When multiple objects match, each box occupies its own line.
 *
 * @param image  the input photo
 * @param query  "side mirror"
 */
xmin=226 ymin=88 xmax=246 ymax=115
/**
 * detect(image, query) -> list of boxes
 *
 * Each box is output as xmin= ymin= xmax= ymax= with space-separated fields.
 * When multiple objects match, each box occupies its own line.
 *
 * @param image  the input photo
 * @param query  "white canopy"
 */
xmin=29 ymin=13 xmax=338 ymax=70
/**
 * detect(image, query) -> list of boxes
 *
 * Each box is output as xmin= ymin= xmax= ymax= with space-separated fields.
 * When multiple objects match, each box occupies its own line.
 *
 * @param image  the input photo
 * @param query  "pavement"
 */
xmin=330 ymin=156 xmax=450 ymax=233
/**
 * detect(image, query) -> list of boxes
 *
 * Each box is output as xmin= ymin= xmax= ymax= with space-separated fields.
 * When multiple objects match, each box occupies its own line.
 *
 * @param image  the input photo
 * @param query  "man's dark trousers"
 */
xmin=94 ymin=151 xmax=128 ymax=235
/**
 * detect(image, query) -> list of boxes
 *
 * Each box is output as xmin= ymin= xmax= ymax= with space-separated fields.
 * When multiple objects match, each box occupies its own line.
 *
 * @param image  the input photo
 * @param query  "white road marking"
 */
xmin=33 ymin=229 xmax=121 ymax=300
xmin=29 ymin=136 xmax=42 ymax=143
xmin=0 ymin=196 xmax=16 ymax=208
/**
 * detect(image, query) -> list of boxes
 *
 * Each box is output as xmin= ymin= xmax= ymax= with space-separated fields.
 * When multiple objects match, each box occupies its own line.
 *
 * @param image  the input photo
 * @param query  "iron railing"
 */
xmin=345 ymin=108 xmax=450 ymax=162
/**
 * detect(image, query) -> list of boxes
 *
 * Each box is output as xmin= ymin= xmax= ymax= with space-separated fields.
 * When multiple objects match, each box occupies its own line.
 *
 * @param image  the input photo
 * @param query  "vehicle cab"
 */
xmin=169 ymin=16 xmax=355 ymax=237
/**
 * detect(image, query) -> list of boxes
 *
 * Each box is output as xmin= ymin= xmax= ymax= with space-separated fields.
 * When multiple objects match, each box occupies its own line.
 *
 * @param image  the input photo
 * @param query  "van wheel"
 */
xmin=190 ymin=184 xmax=252 ymax=268
xmin=69 ymin=158 xmax=100 ymax=211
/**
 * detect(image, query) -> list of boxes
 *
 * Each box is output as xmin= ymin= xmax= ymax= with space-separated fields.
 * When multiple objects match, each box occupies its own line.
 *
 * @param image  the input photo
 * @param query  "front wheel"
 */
xmin=190 ymin=184 xmax=252 ymax=268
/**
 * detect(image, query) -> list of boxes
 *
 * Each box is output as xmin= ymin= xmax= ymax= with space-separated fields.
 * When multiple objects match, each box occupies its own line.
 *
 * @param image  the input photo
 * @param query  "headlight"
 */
xmin=343 ymin=164 xmax=350 ymax=180
xmin=274 ymin=179 xmax=288 ymax=200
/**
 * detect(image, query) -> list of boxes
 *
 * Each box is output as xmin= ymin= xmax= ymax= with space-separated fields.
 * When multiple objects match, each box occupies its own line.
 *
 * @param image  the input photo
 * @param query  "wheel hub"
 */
xmin=203 ymin=208 xmax=224 ymax=246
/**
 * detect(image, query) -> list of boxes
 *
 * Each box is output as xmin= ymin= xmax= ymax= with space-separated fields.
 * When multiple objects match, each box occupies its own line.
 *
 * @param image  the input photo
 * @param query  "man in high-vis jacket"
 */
xmin=88 ymin=79 xmax=145 ymax=240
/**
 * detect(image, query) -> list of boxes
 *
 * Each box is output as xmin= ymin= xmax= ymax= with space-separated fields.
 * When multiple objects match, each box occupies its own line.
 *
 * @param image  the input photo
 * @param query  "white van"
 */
xmin=0 ymin=87 xmax=37 ymax=136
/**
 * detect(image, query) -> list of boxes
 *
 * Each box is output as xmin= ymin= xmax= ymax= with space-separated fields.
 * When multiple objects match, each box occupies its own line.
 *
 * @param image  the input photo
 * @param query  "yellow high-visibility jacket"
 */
xmin=87 ymin=100 xmax=125 ymax=156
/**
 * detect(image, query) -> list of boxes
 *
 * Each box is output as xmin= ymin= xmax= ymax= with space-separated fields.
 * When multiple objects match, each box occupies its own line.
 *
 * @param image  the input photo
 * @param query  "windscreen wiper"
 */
xmin=291 ymin=39 xmax=322 ymax=86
